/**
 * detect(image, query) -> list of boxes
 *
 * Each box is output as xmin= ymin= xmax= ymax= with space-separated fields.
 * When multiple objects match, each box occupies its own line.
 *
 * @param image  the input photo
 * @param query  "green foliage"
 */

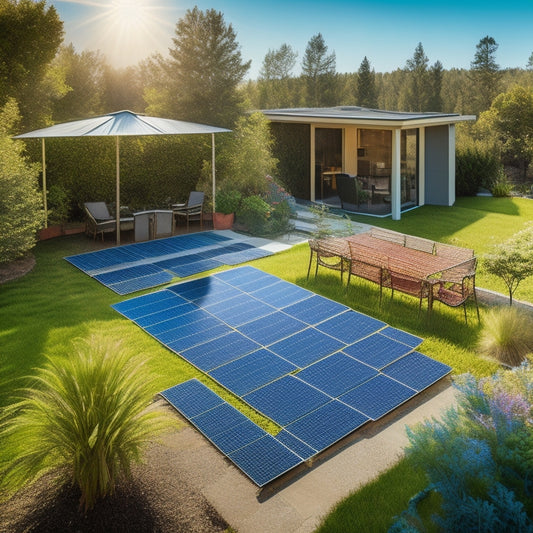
xmin=478 ymin=306 xmax=533 ymax=366
xmin=215 ymin=188 xmax=242 ymax=214
xmin=491 ymin=170 xmax=513 ymax=197
xmin=483 ymin=224 xmax=533 ymax=304
xmin=0 ymin=100 xmax=42 ymax=263
xmin=217 ymin=112 xmax=278 ymax=195
xmin=455 ymin=136 xmax=501 ymax=196
xmin=470 ymin=36 xmax=502 ymax=115
xmin=0 ymin=334 xmax=170 ymax=512
xmin=145 ymin=6 xmax=250 ymax=127
xmin=46 ymin=183 xmax=70 ymax=225
xmin=403 ymin=42 xmax=431 ymax=112
xmin=236 ymin=195 xmax=271 ymax=234
xmin=0 ymin=0 xmax=64 ymax=129
xmin=357 ymin=56 xmax=378 ymax=108
xmin=391 ymin=365 xmax=533 ymax=531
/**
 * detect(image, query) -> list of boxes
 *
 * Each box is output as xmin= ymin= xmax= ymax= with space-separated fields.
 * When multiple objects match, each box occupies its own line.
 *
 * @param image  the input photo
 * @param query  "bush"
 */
xmin=391 ymin=363 xmax=533 ymax=531
xmin=47 ymin=183 xmax=70 ymax=225
xmin=491 ymin=170 xmax=513 ymax=197
xmin=0 ymin=334 xmax=169 ymax=512
xmin=455 ymin=140 xmax=501 ymax=196
xmin=237 ymin=195 xmax=271 ymax=235
xmin=478 ymin=306 xmax=533 ymax=366
xmin=215 ymin=188 xmax=241 ymax=214
xmin=0 ymin=100 xmax=43 ymax=263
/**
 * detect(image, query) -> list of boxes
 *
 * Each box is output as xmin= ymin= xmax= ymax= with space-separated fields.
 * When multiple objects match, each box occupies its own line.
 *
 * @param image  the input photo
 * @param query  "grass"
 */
xmin=1 ymin=196 xmax=530 ymax=527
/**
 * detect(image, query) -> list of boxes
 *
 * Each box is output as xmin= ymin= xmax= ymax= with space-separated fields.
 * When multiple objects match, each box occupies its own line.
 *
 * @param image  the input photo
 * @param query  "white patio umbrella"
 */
xmin=14 ymin=110 xmax=230 ymax=244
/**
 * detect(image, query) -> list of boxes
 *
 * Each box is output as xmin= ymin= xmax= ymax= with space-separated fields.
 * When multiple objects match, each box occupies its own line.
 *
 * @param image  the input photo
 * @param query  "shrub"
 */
xmin=47 ymin=183 xmax=70 ymax=225
xmin=237 ymin=194 xmax=271 ymax=235
xmin=391 ymin=363 xmax=533 ymax=531
xmin=215 ymin=188 xmax=242 ymax=214
xmin=0 ymin=100 xmax=43 ymax=263
xmin=483 ymin=224 xmax=533 ymax=305
xmin=455 ymin=140 xmax=501 ymax=196
xmin=478 ymin=306 xmax=533 ymax=366
xmin=0 ymin=334 xmax=169 ymax=512
xmin=491 ymin=170 xmax=513 ymax=197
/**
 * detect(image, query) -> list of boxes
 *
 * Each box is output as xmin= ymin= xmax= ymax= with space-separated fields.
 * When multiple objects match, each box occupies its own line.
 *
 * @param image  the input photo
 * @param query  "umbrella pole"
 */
xmin=211 ymin=133 xmax=216 ymax=214
xmin=42 ymin=138 xmax=48 ymax=228
xmin=116 ymin=136 xmax=120 ymax=245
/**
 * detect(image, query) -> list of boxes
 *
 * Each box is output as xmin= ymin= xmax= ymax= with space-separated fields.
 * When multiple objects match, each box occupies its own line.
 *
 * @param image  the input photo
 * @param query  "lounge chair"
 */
xmin=173 ymin=191 xmax=204 ymax=231
xmin=84 ymin=202 xmax=134 ymax=240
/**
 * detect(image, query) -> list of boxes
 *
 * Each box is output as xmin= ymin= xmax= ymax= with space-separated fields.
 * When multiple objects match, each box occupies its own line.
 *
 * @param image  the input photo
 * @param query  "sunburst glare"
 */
xmin=56 ymin=0 xmax=179 ymax=67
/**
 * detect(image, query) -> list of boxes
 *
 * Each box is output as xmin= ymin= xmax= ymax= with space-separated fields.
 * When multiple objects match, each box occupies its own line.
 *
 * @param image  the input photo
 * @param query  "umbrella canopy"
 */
xmin=14 ymin=110 xmax=231 ymax=244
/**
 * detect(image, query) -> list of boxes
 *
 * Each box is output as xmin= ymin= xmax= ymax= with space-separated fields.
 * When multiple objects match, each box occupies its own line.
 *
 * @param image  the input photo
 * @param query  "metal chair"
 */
xmin=307 ymin=239 xmax=347 ymax=282
xmin=430 ymin=257 xmax=480 ymax=323
xmin=84 ymin=202 xmax=134 ymax=240
xmin=389 ymin=270 xmax=431 ymax=317
xmin=173 ymin=191 xmax=204 ymax=231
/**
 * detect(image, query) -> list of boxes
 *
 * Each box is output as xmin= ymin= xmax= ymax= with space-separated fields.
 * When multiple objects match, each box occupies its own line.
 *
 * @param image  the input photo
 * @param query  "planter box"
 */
xmin=212 ymin=212 xmax=234 ymax=230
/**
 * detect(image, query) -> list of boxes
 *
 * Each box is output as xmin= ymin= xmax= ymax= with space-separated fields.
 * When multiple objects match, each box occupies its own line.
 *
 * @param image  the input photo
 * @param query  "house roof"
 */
xmin=261 ymin=106 xmax=476 ymax=128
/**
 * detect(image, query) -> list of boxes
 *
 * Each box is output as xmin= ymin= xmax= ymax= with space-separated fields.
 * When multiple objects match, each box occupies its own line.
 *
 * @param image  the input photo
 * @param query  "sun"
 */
xmin=63 ymin=0 xmax=177 ymax=67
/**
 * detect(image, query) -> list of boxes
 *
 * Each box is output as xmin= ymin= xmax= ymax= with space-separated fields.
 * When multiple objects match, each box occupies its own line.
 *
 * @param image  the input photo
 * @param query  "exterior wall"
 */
xmin=424 ymin=125 xmax=453 ymax=206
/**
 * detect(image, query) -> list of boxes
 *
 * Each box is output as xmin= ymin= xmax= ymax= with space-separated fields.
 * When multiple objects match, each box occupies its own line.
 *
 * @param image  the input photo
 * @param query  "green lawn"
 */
xmin=1 ymin=196 xmax=530 ymax=528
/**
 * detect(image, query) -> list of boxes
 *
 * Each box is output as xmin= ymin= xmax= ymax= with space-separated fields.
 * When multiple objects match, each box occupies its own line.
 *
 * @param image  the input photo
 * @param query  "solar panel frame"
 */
xmin=315 ymin=311 xmax=386 ymax=345
xmin=160 ymin=379 xmax=225 ymax=418
xmin=238 ymin=311 xmax=308 ymax=347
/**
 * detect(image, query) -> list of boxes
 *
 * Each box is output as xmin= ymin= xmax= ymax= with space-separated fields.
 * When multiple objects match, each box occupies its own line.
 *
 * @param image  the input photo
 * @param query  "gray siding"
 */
xmin=424 ymin=125 xmax=450 ymax=206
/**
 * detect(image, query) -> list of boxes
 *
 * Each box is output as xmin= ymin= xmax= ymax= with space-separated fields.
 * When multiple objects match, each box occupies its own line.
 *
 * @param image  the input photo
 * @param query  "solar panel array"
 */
xmin=65 ymin=231 xmax=274 ymax=294
xmin=114 ymin=266 xmax=451 ymax=486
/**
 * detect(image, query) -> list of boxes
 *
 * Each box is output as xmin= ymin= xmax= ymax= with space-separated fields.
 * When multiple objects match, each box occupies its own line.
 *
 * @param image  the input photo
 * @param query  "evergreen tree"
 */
xmin=470 ymin=35 xmax=502 ymax=114
xmin=428 ymin=60 xmax=444 ymax=111
xmin=404 ymin=42 xmax=431 ymax=111
xmin=258 ymin=44 xmax=297 ymax=109
xmin=301 ymin=33 xmax=338 ymax=107
xmin=527 ymin=52 xmax=533 ymax=71
xmin=357 ymin=56 xmax=377 ymax=108
xmin=146 ymin=7 xmax=250 ymax=127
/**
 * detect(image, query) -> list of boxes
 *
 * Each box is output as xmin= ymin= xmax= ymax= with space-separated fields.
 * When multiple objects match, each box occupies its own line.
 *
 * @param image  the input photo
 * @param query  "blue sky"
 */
xmin=49 ymin=0 xmax=533 ymax=79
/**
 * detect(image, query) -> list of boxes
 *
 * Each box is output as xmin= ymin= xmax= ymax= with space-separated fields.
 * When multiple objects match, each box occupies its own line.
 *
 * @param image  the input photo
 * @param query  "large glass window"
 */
xmin=315 ymin=128 xmax=342 ymax=200
xmin=401 ymin=129 xmax=418 ymax=207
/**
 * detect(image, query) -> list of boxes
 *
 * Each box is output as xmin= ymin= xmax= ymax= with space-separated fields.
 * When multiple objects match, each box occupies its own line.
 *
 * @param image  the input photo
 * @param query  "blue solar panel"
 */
xmin=208 ymin=349 xmax=297 ymax=396
xmin=220 ymin=248 xmax=273 ymax=265
xmin=167 ymin=277 xmax=243 ymax=305
xmin=296 ymin=352 xmax=378 ymax=397
xmin=342 ymin=332 xmax=414 ymax=370
xmin=275 ymin=430 xmax=317 ymax=460
xmin=145 ymin=310 xmax=222 ymax=336
xmin=191 ymin=402 xmax=250 ymax=436
xmin=284 ymin=400 xmax=370 ymax=452
xmin=214 ymin=266 xmax=280 ymax=292
xmin=228 ymin=434 xmax=303 ymax=487
xmin=316 ymin=311 xmax=386 ymax=344
xmin=250 ymin=280 xmax=312 ymax=308
xmin=339 ymin=374 xmax=417 ymax=421
xmin=136 ymin=303 xmax=202 ymax=328
xmin=268 ymin=328 xmax=346 ymax=368
xmin=243 ymin=375 xmax=331 ymax=426
xmin=112 ymin=289 xmax=178 ymax=315
xmin=94 ymin=263 xmax=163 ymax=285
xmin=160 ymin=379 xmax=225 ymax=418
xmin=165 ymin=324 xmax=232 ymax=352
xmin=379 ymin=326 xmax=423 ymax=348
xmin=204 ymin=293 xmax=276 ymax=327
xmin=382 ymin=351 xmax=452 ymax=392
xmin=209 ymin=419 xmax=267 ymax=455
xmin=282 ymin=295 xmax=350 ymax=325
xmin=168 ymin=258 xmax=223 ymax=278
xmin=109 ymin=271 xmax=174 ymax=295
xmin=238 ymin=311 xmax=307 ymax=346
xmin=113 ymin=294 xmax=190 ymax=321
xmin=181 ymin=331 xmax=261 ymax=371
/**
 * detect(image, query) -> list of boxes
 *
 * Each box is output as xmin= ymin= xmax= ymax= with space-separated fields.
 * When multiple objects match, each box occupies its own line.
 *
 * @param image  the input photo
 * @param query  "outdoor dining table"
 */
xmin=322 ymin=233 xmax=462 ymax=281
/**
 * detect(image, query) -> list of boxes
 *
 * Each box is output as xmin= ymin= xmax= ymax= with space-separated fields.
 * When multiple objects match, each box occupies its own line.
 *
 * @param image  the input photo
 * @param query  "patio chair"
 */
xmin=173 ymin=191 xmax=204 ymax=231
xmin=84 ymin=202 xmax=134 ymax=240
xmin=434 ymin=242 xmax=474 ymax=261
xmin=369 ymin=227 xmax=406 ymax=246
xmin=307 ymin=239 xmax=347 ymax=282
xmin=389 ymin=270 xmax=431 ymax=317
xmin=429 ymin=257 xmax=480 ymax=324
xmin=336 ymin=174 xmax=368 ymax=209
xmin=346 ymin=241 xmax=389 ymax=304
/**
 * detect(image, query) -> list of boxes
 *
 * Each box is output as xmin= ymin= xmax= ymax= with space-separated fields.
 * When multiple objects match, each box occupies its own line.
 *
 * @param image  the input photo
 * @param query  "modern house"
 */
xmin=261 ymin=107 xmax=476 ymax=219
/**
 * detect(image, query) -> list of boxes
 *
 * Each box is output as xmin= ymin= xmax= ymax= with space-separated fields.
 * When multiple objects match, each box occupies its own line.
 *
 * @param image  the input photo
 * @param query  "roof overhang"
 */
xmin=261 ymin=106 xmax=476 ymax=129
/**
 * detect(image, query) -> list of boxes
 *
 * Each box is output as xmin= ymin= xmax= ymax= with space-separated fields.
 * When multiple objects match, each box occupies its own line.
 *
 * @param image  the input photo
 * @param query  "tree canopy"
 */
xmin=302 ymin=33 xmax=337 ymax=107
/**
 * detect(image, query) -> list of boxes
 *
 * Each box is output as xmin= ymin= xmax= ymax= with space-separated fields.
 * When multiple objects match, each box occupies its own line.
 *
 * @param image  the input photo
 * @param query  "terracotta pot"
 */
xmin=212 ymin=212 xmax=234 ymax=230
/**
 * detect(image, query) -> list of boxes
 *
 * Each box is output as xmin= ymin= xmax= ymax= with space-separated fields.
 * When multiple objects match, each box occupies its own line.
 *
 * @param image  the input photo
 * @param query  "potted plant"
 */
xmin=213 ymin=189 xmax=241 ymax=230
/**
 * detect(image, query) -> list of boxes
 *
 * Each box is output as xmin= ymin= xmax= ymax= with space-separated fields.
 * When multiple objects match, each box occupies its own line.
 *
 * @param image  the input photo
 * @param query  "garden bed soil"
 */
xmin=0 ymin=254 xmax=35 ymax=284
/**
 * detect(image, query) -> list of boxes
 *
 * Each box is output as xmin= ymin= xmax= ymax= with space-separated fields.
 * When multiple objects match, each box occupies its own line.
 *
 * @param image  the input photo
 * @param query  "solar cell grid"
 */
xmin=275 ymin=430 xmax=317 ymax=460
xmin=191 ymin=403 xmax=250 ymax=437
xmin=228 ymin=434 xmax=303 ymax=487
xmin=284 ymin=400 xmax=370 ymax=452
xmin=213 ymin=265 xmax=279 ymax=291
xmin=243 ymin=375 xmax=331 ymax=426
xmin=208 ymin=348 xmax=297 ymax=396
xmin=268 ymin=328 xmax=346 ymax=368
xmin=111 ymin=289 xmax=177 ymax=314
xmin=161 ymin=379 xmax=225 ymax=418
xmin=282 ymin=295 xmax=350 ymax=326
xmin=339 ymin=374 xmax=417 ymax=421
xmin=113 ymin=294 xmax=189 ymax=320
xmin=204 ymin=294 xmax=276 ymax=327
xmin=378 ymin=326 xmax=423 ymax=348
xmin=109 ymin=272 xmax=174 ymax=295
xmin=343 ymin=332 xmax=414 ymax=370
xmin=250 ymin=280 xmax=312 ymax=308
xmin=136 ymin=303 xmax=203 ymax=328
xmin=238 ymin=311 xmax=307 ymax=347
xmin=208 ymin=419 xmax=267 ymax=455
xmin=164 ymin=323 xmax=232 ymax=352
xmin=382 ymin=351 xmax=451 ymax=392
xmin=296 ymin=352 xmax=378 ymax=397
xmin=316 ymin=311 xmax=386 ymax=345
